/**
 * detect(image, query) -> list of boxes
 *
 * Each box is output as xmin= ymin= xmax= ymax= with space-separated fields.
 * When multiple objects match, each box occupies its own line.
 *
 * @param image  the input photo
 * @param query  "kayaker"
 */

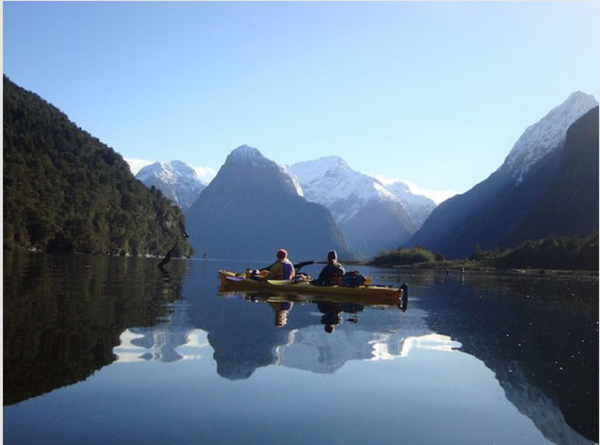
xmin=311 ymin=250 xmax=345 ymax=286
xmin=264 ymin=249 xmax=296 ymax=280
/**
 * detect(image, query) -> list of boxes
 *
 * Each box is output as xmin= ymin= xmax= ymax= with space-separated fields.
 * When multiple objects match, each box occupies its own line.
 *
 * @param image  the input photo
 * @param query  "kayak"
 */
xmin=218 ymin=270 xmax=408 ymax=308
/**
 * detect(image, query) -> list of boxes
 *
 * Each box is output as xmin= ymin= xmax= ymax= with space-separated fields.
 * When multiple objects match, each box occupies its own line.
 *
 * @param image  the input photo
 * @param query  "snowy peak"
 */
xmin=290 ymin=156 xmax=352 ymax=185
xmin=503 ymin=91 xmax=598 ymax=182
xmin=136 ymin=160 xmax=207 ymax=212
xmin=290 ymin=157 xmax=400 ymax=223
xmin=137 ymin=160 xmax=201 ymax=183
xmin=385 ymin=181 xmax=434 ymax=207
xmin=384 ymin=181 xmax=437 ymax=227
xmin=227 ymin=145 xmax=266 ymax=163
xmin=290 ymin=157 xmax=424 ymax=257
xmin=223 ymin=145 xmax=303 ymax=197
xmin=185 ymin=145 xmax=355 ymax=261
xmin=289 ymin=157 xmax=436 ymax=227
xmin=169 ymin=160 xmax=192 ymax=171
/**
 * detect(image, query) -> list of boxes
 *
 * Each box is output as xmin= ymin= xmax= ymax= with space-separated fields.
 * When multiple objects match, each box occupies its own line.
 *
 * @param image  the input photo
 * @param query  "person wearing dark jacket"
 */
xmin=311 ymin=250 xmax=345 ymax=286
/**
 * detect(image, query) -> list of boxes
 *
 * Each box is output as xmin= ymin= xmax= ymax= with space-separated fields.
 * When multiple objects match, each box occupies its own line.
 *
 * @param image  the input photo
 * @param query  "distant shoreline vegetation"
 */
xmin=367 ymin=231 xmax=599 ymax=272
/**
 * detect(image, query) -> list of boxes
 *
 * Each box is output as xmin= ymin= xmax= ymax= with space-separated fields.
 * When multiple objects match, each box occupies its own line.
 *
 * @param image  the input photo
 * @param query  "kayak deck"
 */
xmin=218 ymin=270 xmax=408 ymax=308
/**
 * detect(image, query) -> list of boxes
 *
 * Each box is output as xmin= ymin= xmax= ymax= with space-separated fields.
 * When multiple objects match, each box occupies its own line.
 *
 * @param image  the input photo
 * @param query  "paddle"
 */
xmin=294 ymin=260 xmax=328 ymax=271
xmin=259 ymin=260 xmax=328 ymax=272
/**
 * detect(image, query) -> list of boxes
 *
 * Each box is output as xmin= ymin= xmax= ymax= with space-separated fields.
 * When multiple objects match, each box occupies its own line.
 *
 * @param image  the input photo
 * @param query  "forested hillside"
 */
xmin=3 ymin=76 xmax=192 ymax=257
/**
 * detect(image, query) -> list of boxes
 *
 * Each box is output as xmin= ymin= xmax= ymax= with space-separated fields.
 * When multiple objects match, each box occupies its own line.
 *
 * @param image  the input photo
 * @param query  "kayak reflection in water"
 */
xmin=317 ymin=301 xmax=342 ymax=333
xmin=344 ymin=303 xmax=364 ymax=324
xmin=317 ymin=301 xmax=365 ymax=333
xmin=268 ymin=301 xmax=294 ymax=328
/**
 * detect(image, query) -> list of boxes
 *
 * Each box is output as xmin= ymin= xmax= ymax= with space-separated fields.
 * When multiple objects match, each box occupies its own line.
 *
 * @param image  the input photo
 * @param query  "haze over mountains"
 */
xmin=407 ymin=92 xmax=599 ymax=258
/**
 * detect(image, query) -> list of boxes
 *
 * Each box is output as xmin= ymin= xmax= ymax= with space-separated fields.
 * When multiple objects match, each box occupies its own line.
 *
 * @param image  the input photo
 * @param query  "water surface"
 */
xmin=4 ymin=252 xmax=598 ymax=445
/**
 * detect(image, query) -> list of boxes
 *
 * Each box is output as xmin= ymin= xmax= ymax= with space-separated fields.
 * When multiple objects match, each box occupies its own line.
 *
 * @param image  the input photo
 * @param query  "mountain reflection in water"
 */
xmin=3 ymin=253 xmax=598 ymax=445
xmin=112 ymin=289 xmax=419 ymax=380
xmin=3 ymin=252 xmax=187 ymax=405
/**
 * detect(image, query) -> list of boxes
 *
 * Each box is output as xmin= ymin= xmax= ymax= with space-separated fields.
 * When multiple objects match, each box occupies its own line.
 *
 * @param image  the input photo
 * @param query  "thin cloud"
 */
xmin=192 ymin=166 xmax=217 ymax=183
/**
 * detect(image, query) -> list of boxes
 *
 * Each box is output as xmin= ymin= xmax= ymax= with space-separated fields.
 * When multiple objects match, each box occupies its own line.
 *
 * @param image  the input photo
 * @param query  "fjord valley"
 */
xmin=3 ymin=75 xmax=598 ymax=271
xmin=3 ymin=40 xmax=598 ymax=445
xmin=5 ymin=2 xmax=599 ymax=445
xmin=137 ymin=93 xmax=599 ymax=270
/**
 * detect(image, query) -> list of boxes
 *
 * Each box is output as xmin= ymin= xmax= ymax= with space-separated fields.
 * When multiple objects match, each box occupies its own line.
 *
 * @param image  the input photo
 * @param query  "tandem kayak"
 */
xmin=218 ymin=270 xmax=408 ymax=310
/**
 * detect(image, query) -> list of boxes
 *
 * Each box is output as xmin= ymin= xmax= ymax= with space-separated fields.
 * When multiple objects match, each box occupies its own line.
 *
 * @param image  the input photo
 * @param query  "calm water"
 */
xmin=4 ymin=252 xmax=598 ymax=445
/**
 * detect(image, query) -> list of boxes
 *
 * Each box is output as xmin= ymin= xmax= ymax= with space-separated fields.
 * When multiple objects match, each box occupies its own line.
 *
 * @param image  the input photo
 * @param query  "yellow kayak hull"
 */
xmin=218 ymin=270 xmax=408 ymax=307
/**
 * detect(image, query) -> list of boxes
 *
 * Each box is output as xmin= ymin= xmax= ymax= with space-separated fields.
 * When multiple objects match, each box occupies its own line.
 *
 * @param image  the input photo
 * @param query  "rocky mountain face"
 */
xmin=501 ymin=92 xmax=598 ymax=182
xmin=289 ymin=157 xmax=435 ymax=258
xmin=185 ymin=145 xmax=355 ymax=261
xmin=136 ymin=161 xmax=207 ymax=213
xmin=406 ymin=92 xmax=598 ymax=258
xmin=501 ymin=106 xmax=599 ymax=247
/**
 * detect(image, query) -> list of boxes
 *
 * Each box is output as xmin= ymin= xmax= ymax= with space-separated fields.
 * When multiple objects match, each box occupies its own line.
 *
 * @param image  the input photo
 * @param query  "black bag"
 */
xmin=341 ymin=271 xmax=366 ymax=287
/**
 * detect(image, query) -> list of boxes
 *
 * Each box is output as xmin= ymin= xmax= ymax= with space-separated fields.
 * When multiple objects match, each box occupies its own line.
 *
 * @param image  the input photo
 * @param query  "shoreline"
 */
xmin=354 ymin=259 xmax=599 ymax=278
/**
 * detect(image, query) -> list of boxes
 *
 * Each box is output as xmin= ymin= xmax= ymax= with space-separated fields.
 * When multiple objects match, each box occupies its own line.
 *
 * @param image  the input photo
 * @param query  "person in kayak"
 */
xmin=264 ymin=249 xmax=296 ymax=280
xmin=311 ymin=250 xmax=345 ymax=286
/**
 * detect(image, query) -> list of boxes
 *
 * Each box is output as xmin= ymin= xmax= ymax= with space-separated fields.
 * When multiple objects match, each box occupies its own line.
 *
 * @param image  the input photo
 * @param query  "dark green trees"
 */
xmin=3 ymin=75 xmax=192 ymax=257
xmin=494 ymin=232 xmax=598 ymax=270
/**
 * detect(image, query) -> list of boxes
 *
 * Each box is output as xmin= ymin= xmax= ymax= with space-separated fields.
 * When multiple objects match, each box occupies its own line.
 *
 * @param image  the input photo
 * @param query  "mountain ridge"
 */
xmin=406 ymin=92 xmax=598 ymax=258
xmin=136 ymin=160 xmax=207 ymax=213
xmin=186 ymin=145 xmax=355 ymax=261
xmin=289 ymin=156 xmax=435 ymax=257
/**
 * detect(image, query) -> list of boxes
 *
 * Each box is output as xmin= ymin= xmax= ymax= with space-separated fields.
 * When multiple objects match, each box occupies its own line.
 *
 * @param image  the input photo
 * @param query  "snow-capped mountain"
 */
xmin=136 ymin=160 xmax=207 ymax=212
xmin=407 ymin=93 xmax=599 ymax=258
xmin=502 ymin=91 xmax=598 ymax=182
xmin=290 ymin=157 xmax=399 ymax=222
xmin=383 ymin=181 xmax=437 ymax=228
xmin=224 ymin=145 xmax=304 ymax=196
xmin=289 ymin=157 xmax=432 ymax=257
xmin=290 ymin=156 xmax=436 ymax=227
xmin=185 ymin=145 xmax=355 ymax=261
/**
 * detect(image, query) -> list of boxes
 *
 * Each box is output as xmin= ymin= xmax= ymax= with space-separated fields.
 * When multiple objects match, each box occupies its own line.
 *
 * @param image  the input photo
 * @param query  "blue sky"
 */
xmin=3 ymin=1 xmax=599 ymax=202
